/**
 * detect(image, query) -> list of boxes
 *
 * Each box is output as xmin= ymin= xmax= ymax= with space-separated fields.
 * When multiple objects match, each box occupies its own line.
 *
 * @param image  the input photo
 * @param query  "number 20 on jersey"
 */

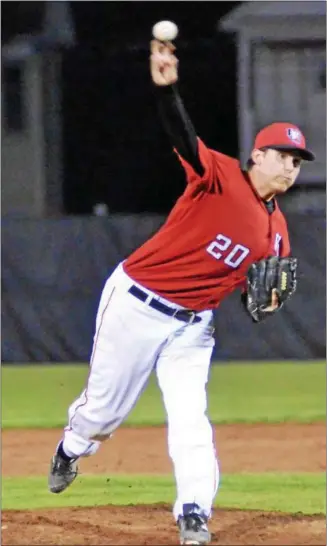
xmin=206 ymin=234 xmax=250 ymax=269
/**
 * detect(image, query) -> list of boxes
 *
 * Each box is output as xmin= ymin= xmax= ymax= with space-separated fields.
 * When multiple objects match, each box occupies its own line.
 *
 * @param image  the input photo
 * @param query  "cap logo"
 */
xmin=286 ymin=128 xmax=302 ymax=145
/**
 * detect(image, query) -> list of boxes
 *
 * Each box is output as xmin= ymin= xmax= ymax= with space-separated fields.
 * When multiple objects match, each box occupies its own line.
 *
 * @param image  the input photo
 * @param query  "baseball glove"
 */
xmin=242 ymin=256 xmax=298 ymax=323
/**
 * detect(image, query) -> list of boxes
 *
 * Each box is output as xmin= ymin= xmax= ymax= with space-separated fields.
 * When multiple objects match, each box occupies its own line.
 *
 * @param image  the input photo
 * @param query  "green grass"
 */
xmin=2 ymin=362 xmax=325 ymax=428
xmin=2 ymin=473 xmax=325 ymax=514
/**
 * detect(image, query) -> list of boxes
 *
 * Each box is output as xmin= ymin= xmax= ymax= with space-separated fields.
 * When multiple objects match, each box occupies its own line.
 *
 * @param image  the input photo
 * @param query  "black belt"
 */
xmin=128 ymin=285 xmax=202 ymax=324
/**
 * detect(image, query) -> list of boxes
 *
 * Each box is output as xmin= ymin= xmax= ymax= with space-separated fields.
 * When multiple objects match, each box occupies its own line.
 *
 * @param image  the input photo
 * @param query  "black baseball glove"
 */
xmin=242 ymin=256 xmax=298 ymax=323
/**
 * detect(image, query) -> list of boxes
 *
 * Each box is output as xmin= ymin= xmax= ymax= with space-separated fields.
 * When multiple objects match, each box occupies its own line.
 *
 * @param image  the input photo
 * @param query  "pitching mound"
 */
xmin=2 ymin=505 xmax=325 ymax=545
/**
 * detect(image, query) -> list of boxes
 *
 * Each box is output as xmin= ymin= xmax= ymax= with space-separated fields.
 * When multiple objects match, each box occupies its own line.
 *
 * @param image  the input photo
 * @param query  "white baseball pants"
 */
xmin=62 ymin=262 xmax=219 ymax=519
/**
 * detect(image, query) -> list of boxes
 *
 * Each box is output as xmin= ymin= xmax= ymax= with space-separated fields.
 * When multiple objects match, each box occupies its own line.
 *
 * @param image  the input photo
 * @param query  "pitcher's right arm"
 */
xmin=150 ymin=39 xmax=204 ymax=177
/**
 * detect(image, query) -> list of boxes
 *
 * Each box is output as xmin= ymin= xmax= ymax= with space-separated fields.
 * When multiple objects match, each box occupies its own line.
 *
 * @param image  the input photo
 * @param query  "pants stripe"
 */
xmin=66 ymin=286 xmax=116 ymax=433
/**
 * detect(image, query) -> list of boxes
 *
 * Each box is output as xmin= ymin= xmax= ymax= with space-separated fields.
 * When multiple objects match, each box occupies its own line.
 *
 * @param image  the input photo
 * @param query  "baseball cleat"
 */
xmin=178 ymin=504 xmax=211 ymax=545
xmin=48 ymin=452 xmax=78 ymax=493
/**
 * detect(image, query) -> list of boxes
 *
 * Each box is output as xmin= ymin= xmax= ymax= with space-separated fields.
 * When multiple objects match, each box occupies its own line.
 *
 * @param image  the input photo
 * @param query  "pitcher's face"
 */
xmin=251 ymin=148 xmax=302 ymax=195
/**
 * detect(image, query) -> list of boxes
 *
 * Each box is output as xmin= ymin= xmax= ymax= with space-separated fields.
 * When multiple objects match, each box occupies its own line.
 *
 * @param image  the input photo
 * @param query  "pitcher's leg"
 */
xmin=156 ymin=345 xmax=219 ymax=522
xmin=61 ymin=267 xmax=172 ymax=454
xmin=49 ymin=272 xmax=169 ymax=493
xmin=59 ymin=275 xmax=121 ymax=459
xmin=62 ymin=326 xmax=157 ymax=458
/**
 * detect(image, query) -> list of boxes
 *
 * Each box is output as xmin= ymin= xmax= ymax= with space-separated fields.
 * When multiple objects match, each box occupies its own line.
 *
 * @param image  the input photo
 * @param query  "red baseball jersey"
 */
xmin=124 ymin=139 xmax=290 ymax=311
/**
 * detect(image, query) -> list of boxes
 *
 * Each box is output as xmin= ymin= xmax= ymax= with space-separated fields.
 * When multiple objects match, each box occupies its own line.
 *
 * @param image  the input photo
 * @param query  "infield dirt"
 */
xmin=2 ymin=423 xmax=326 ymax=545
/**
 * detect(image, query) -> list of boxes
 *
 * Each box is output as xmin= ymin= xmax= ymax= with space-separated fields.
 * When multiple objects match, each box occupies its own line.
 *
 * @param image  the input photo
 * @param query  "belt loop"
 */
xmin=145 ymin=293 xmax=152 ymax=305
xmin=188 ymin=312 xmax=196 ymax=325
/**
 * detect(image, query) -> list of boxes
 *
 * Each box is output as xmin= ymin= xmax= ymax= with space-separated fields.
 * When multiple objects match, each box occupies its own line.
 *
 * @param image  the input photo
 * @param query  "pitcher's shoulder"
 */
xmin=209 ymin=145 xmax=240 ymax=168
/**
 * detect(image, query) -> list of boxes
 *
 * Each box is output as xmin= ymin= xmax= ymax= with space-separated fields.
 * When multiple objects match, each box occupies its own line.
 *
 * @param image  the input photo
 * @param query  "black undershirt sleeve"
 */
xmin=155 ymin=84 xmax=205 ymax=177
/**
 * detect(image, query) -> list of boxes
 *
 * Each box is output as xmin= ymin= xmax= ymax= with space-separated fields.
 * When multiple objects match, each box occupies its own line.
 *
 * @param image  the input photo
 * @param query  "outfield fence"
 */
xmin=2 ymin=212 xmax=325 ymax=362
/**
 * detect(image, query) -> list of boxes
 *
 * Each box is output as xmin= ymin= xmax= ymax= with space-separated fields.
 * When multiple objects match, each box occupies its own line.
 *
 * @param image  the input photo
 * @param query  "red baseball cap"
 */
xmin=254 ymin=122 xmax=315 ymax=161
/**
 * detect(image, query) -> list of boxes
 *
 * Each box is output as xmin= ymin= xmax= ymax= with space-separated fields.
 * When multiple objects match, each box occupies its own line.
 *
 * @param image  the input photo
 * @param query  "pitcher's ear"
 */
xmin=251 ymin=148 xmax=265 ymax=166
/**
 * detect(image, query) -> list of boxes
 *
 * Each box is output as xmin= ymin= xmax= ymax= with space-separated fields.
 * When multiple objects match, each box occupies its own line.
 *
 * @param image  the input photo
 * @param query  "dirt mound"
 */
xmin=2 ymin=505 xmax=325 ymax=545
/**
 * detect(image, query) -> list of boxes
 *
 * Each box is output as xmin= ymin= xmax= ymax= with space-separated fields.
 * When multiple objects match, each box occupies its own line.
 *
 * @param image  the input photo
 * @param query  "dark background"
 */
xmin=3 ymin=1 xmax=240 ymax=214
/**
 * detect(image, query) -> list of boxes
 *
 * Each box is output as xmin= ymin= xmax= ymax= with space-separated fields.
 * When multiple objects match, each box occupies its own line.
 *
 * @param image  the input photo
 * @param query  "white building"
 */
xmin=219 ymin=0 xmax=326 ymax=184
xmin=1 ymin=2 xmax=75 ymax=217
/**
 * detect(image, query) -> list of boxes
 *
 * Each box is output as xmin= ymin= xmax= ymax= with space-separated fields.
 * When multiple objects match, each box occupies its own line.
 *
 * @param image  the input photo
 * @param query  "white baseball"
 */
xmin=152 ymin=20 xmax=178 ymax=42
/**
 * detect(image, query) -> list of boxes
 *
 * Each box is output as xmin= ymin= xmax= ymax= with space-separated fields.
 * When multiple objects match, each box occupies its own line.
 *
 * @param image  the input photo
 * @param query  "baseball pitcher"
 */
xmin=48 ymin=39 xmax=315 ymax=545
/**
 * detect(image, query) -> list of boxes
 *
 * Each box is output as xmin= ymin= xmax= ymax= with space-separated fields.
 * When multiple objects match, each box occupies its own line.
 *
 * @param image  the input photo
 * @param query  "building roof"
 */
xmin=219 ymin=0 xmax=326 ymax=31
